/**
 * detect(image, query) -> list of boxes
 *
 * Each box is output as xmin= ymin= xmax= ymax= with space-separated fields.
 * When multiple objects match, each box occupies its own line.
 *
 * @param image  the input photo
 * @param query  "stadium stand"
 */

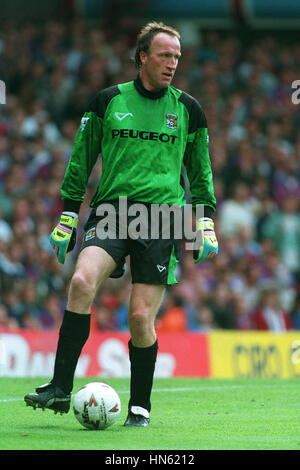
xmin=0 ymin=18 xmax=299 ymax=332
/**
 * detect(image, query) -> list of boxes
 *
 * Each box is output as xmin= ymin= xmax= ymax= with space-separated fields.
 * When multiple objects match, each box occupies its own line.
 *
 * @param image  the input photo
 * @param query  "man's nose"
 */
xmin=167 ymin=57 xmax=177 ymax=69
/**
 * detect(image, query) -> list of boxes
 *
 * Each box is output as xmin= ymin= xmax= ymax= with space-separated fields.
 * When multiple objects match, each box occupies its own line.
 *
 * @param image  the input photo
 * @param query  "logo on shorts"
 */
xmin=157 ymin=264 xmax=166 ymax=272
xmin=85 ymin=227 xmax=96 ymax=241
xmin=166 ymin=114 xmax=178 ymax=130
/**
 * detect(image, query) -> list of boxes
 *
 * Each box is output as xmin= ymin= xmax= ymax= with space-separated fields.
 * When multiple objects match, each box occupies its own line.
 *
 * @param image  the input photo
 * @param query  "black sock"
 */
xmin=51 ymin=310 xmax=90 ymax=394
xmin=128 ymin=339 xmax=158 ymax=412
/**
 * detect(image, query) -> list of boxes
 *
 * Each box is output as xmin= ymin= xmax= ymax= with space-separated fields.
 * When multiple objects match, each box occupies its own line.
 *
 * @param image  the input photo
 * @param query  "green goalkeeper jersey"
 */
xmin=61 ymin=75 xmax=216 ymax=214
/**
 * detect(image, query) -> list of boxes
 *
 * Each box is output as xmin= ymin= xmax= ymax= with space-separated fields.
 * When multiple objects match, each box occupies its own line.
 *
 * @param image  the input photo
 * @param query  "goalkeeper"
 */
xmin=24 ymin=21 xmax=218 ymax=426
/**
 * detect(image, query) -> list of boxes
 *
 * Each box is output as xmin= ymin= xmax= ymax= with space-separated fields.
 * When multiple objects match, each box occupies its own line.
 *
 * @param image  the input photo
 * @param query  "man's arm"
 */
xmin=181 ymin=93 xmax=218 ymax=262
xmin=61 ymin=98 xmax=103 ymax=214
xmin=182 ymin=96 xmax=216 ymax=216
xmin=49 ymin=95 xmax=103 ymax=263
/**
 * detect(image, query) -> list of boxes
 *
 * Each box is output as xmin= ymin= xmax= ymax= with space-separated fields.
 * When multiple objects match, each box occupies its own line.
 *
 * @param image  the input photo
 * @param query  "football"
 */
xmin=73 ymin=382 xmax=121 ymax=430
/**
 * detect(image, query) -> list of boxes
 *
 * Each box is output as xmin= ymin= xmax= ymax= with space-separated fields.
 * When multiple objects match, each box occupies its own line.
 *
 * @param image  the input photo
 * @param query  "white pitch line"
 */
xmin=0 ymin=398 xmax=21 ymax=403
xmin=0 ymin=387 xmax=194 ymax=403
xmin=0 ymin=382 xmax=297 ymax=404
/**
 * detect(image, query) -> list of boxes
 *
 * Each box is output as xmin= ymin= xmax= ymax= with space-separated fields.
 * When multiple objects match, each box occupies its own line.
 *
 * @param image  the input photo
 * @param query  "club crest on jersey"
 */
xmin=166 ymin=114 xmax=178 ymax=130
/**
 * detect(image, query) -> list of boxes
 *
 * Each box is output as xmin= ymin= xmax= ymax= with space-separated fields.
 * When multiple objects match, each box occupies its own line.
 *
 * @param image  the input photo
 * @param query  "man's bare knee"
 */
xmin=128 ymin=307 xmax=157 ymax=347
xmin=129 ymin=309 xmax=150 ymax=336
xmin=67 ymin=246 xmax=117 ymax=314
xmin=128 ymin=283 xmax=165 ymax=346
xmin=70 ymin=271 xmax=97 ymax=298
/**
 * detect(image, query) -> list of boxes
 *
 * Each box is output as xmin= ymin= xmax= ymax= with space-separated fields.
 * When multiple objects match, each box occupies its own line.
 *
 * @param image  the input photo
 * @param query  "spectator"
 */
xmin=94 ymin=295 xmax=119 ymax=331
xmin=39 ymin=293 xmax=63 ymax=329
xmin=291 ymin=293 xmax=300 ymax=330
xmin=156 ymin=295 xmax=188 ymax=333
xmin=0 ymin=303 xmax=18 ymax=329
xmin=115 ymin=282 xmax=131 ymax=331
xmin=0 ymin=207 xmax=13 ymax=242
xmin=194 ymin=305 xmax=216 ymax=331
xmin=261 ymin=195 xmax=300 ymax=273
xmin=218 ymin=182 xmax=256 ymax=238
xmin=252 ymin=289 xmax=292 ymax=331
xmin=206 ymin=282 xmax=235 ymax=329
xmin=232 ymin=294 xmax=253 ymax=330
xmin=19 ymin=281 xmax=43 ymax=327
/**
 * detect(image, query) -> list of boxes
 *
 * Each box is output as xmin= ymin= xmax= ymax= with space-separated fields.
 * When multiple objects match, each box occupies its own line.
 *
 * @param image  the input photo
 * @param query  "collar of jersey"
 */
xmin=134 ymin=74 xmax=168 ymax=100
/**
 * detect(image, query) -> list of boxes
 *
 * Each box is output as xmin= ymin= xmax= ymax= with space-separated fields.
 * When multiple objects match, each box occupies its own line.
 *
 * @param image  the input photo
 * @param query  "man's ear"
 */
xmin=139 ymin=51 xmax=147 ymax=66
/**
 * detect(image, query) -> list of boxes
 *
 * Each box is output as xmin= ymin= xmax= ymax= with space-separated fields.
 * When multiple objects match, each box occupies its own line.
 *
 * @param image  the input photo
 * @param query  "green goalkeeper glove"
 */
xmin=49 ymin=212 xmax=78 ymax=264
xmin=193 ymin=217 xmax=218 ymax=264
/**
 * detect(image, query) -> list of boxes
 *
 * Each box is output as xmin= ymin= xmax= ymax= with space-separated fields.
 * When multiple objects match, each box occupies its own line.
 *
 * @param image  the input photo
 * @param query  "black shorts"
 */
xmin=80 ymin=200 xmax=182 ymax=285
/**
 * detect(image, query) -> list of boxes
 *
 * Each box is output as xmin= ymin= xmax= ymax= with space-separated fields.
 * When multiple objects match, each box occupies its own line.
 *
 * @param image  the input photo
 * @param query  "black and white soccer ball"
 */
xmin=73 ymin=382 xmax=121 ymax=430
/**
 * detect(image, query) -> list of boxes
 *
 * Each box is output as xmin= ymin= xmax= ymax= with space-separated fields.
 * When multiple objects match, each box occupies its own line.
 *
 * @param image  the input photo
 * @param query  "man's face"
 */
xmin=140 ymin=32 xmax=181 ymax=91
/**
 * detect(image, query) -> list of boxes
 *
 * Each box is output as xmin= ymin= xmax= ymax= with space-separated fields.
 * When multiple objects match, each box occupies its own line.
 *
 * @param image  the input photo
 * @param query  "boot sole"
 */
xmin=24 ymin=397 xmax=70 ymax=415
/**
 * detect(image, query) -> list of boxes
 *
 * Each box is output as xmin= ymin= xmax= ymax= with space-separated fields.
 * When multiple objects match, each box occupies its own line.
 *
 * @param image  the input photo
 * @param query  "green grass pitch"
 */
xmin=0 ymin=377 xmax=299 ymax=450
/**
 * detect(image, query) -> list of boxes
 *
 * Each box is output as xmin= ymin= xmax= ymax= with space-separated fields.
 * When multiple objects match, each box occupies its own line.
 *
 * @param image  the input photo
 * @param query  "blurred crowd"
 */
xmin=0 ymin=18 xmax=299 ymax=332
